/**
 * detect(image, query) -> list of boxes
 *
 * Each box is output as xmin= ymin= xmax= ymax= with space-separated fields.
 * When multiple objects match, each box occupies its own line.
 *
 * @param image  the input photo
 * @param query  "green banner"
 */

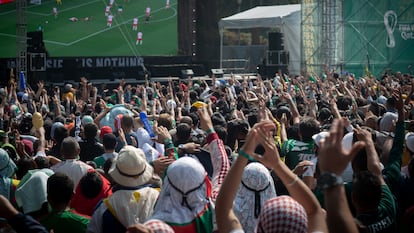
xmin=344 ymin=0 xmax=414 ymax=77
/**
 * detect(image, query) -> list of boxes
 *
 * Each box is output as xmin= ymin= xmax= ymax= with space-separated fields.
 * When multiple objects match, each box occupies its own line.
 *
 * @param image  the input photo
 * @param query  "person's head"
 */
xmin=213 ymin=125 xmax=227 ymax=144
xmin=16 ymin=157 xmax=37 ymax=180
xmin=274 ymin=105 xmax=292 ymax=122
xmin=365 ymin=115 xmax=379 ymax=130
xmin=103 ymin=133 xmax=117 ymax=151
xmin=189 ymin=112 xmax=200 ymax=128
xmin=0 ymin=148 xmax=17 ymax=178
xmin=60 ymin=137 xmax=80 ymax=159
xmin=83 ymin=123 xmax=98 ymax=140
xmin=211 ymin=112 xmax=227 ymax=128
xmin=351 ymin=171 xmax=382 ymax=212
xmin=52 ymin=124 xmax=68 ymax=143
xmin=406 ymin=132 xmax=414 ymax=155
xmin=317 ymin=107 xmax=333 ymax=125
xmin=121 ymin=115 xmax=134 ymax=131
xmin=227 ymin=119 xmax=250 ymax=151
xmin=180 ymin=116 xmax=193 ymax=127
xmin=379 ymin=112 xmax=398 ymax=133
xmin=369 ymin=102 xmax=387 ymax=117
xmin=298 ymin=117 xmax=320 ymax=142
xmin=47 ymin=172 xmax=74 ymax=207
xmin=256 ymin=195 xmax=307 ymax=233
xmin=99 ymin=125 xmax=113 ymax=141
xmin=234 ymin=162 xmax=277 ymax=233
xmin=35 ymin=156 xmax=50 ymax=169
xmin=108 ymin=146 xmax=154 ymax=187
xmin=79 ymin=170 xmax=103 ymax=199
xmin=158 ymin=113 xmax=174 ymax=130
xmin=175 ymin=123 xmax=192 ymax=145
xmin=153 ymin=157 xmax=210 ymax=214
xmin=312 ymin=131 xmax=330 ymax=155
xmin=33 ymin=139 xmax=42 ymax=154
xmin=385 ymin=96 xmax=396 ymax=111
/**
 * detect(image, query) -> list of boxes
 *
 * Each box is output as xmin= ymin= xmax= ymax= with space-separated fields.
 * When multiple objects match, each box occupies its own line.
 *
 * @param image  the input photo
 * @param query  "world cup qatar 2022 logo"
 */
xmin=384 ymin=10 xmax=414 ymax=48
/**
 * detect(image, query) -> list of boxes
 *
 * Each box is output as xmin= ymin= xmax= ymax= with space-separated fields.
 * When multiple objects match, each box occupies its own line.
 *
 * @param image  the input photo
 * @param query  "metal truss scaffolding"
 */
xmin=301 ymin=0 xmax=343 ymax=75
xmin=16 ymin=0 xmax=27 ymax=86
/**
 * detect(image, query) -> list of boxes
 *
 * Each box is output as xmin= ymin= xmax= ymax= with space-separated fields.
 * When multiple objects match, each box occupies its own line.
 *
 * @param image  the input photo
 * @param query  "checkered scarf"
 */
xmin=144 ymin=219 xmax=175 ymax=233
xmin=255 ymin=196 xmax=307 ymax=233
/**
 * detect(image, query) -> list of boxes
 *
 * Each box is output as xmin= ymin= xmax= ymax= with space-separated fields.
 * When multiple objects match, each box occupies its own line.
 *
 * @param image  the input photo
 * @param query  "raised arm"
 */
xmin=282 ymin=92 xmax=300 ymax=124
xmin=215 ymin=123 xmax=266 ymax=233
xmin=318 ymin=118 xmax=365 ymax=233
xmin=252 ymin=121 xmax=327 ymax=232
xmin=197 ymin=107 xmax=229 ymax=202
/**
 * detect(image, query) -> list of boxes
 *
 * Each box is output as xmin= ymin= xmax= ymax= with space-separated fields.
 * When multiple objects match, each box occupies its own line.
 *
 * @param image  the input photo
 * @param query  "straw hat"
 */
xmin=109 ymin=146 xmax=153 ymax=187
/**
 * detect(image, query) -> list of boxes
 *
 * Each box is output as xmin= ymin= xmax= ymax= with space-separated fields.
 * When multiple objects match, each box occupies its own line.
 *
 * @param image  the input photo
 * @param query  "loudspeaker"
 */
xmin=27 ymin=31 xmax=44 ymax=52
xmin=29 ymin=53 xmax=46 ymax=71
xmin=211 ymin=69 xmax=224 ymax=75
xmin=268 ymin=32 xmax=284 ymax=51
xmin=181 ymin=69 xmax=194 ymax=78
xmin=268 ymin=51 xmax=279 ymax=65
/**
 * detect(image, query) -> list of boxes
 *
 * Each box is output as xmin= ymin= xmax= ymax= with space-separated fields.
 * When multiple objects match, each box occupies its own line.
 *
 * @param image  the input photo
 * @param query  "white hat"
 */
xmin=377 ymin=95 xmax=387 ymax=105
xmin=405 ymin=132 xmax=414 ymax=153
xmin=312 ymin=131 xmax=330 ymax=147
xmin=379 ymin=112 xmax=398 ymax=132
xmin=109 ymin=146 xmax=153 ymax=187
xmin=341 ymin=132 xmax=354 ymax=152
xmin=166 ymin=99 xmax=176 ymax=110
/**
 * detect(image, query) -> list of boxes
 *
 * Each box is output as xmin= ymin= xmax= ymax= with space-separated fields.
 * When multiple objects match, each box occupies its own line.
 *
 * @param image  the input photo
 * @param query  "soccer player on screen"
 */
xmin=109 ymin=0 xmax=114 ymax=7
xmin=145 ymin=7 xmax=151 ymax=23
xmin=69 ymin=17 xmax=78 ymax=22
xmin=56 ymin=0 xmax=62 ymax=5
xmin=53 ymin=7 xmax=58 ymax=18
xmin=105 ymin=6 xmax=110 ymax=16
xmin=107 ymin=14 xmax=113 ymax=27
xmin=132 ymin=17 xmax=138 ymax=30
xmin=165 ymin=0 xmax=170 ymax=9
xmin=136 ymin=31 xmax=143 ymax=45
xmin=118 ymin=5 xmax=123 ymax=14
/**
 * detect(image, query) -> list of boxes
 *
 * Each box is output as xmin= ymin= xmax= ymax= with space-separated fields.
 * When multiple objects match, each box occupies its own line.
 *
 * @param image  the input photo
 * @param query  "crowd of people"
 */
xmin=0 ymin=68 xmax=414 ymax=233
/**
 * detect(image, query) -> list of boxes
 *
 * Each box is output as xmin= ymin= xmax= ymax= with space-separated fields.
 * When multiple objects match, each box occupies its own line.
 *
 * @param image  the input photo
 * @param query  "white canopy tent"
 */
xmin=218 ymin=4 xmax=301 ymax=74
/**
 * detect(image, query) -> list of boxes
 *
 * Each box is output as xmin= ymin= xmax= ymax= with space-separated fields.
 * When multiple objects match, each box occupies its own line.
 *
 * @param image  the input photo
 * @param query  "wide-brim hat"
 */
xmin=109 ymin=145 xmax=153 ymax=187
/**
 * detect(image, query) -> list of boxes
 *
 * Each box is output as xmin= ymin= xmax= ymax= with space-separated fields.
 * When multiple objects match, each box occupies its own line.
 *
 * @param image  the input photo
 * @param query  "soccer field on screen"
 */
xmin=0 ymin=0 xmax=178 ymax=58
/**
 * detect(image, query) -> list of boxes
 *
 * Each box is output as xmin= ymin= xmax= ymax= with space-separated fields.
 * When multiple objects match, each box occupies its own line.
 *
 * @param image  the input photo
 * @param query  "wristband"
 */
xmin=287 ymin=175 xmax=299 ymax=186
xmin=206 ymin=128 xmax=215 ymax=135
xmin=163 ymin=138 xmax=173 ymax=146
xmin=238 ymin=149 xmax=257 ymax=162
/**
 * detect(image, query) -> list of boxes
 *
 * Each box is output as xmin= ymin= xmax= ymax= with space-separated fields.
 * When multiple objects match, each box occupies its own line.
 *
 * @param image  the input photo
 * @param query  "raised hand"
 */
xmin=318 ymin=119 xmax=365 ymax=175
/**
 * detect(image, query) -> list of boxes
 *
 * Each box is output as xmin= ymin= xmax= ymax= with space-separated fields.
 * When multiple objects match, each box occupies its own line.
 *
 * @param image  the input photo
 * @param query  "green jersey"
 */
xmin=281 ymin=139 xmax=315 ymax=170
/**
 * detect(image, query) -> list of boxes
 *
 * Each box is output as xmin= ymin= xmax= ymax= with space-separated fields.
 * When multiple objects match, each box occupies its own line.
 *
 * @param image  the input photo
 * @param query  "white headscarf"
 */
xmin=151 ymin=157 xmax=211 ymax=224
xmin=233 ymin=162 xmax=277 ymax=233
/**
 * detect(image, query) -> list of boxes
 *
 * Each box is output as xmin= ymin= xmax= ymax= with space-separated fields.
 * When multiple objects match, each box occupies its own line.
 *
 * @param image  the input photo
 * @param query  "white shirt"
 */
xmin=137 ymin=32 xmax=143 ymax=39
xmin=146 ymin=7 xmax=151 ymax=14
xmin=108 ymin=15 xmax=113 ymax=21
xmin=51 ymin=159 xmax=93 ymax=189
xmin=133 ymin=18 xmax=138 ymax=24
